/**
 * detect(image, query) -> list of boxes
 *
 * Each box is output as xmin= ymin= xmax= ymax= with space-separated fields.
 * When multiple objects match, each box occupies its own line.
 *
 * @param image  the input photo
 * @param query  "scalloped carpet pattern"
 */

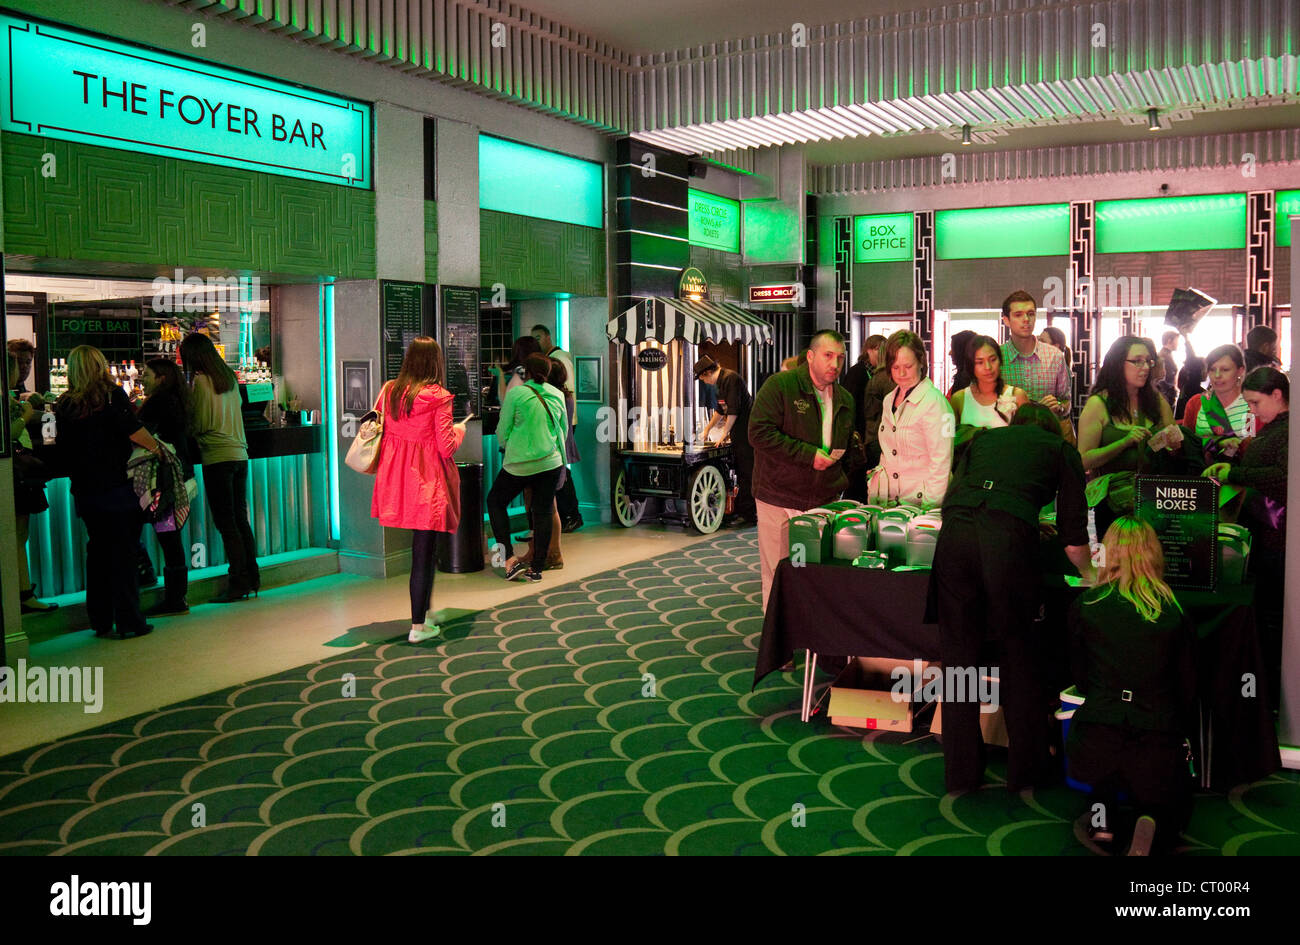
xmin=1 ymin=530 xmax=1297 ymax=855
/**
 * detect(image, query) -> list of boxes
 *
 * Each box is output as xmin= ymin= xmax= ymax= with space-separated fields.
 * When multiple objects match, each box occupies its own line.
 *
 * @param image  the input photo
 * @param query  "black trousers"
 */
xmin=204 ymin=461 xmax=260 ymax=591
xmin=933 ymin=507 xmax=1053 ymax=793
xmin=78 ymin=485 xmax=147 ymax=635
xmin=410 ymin=530 xmax=438 ymax=624
xmin=487 ymin=467 xmax=561 ymax=569
xmin=730 ymin=425 xmax=756 ymax=518
xmin=1068 ymin=719 xmax=1192 ymax=851
xmin=555 ymin=470 xmax=581 ymax=523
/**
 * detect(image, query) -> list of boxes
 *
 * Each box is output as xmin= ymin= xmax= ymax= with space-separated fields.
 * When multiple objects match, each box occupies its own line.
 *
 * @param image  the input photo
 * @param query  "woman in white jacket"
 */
xmin=868 ymin=330 xmax=954 ymax=508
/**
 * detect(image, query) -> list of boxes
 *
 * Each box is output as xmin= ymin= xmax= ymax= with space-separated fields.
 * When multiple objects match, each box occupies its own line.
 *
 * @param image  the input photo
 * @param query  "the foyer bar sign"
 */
xmin=0 ymin=13 xmax=372 ymax=188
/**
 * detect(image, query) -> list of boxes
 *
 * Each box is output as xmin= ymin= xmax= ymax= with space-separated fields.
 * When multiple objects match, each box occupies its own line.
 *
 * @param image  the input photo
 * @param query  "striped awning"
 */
xmin=606 ymin=297 xmax=774 ymax=346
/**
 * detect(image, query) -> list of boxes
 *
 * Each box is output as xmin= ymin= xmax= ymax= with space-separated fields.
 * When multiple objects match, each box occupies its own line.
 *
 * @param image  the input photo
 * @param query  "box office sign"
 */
xmin=0 ymin=13 xmax=372 ymax=188
xmin=1134 ymin=476 xmax=1219 ymax=590
xmin=853 ymin=212 xmax=913 ymax=264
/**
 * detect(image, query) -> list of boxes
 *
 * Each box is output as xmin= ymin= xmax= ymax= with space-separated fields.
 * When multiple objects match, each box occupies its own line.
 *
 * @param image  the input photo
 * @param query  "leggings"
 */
xmin=410 ymin=529 xmax=438 ymax=624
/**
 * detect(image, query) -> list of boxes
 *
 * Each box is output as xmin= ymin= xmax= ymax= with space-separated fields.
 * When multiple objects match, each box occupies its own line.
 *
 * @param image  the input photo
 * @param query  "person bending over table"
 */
xmin=1203 ymin=366 xmax=1289 ymax=711
xmin=867 ymin=330 xmax=953 ymax=508
xmin=931 ymin=404 xmax=1096 ymax=795
xmin=1067 ymin=516 xmax=1196 ymax=856
xmin=748 ymin=329 xmax=858 ymax=612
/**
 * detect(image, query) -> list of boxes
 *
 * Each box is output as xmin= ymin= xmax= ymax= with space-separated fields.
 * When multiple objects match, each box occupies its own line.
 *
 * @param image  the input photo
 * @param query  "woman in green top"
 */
xmin=486 ymin=353 xmax=569 ymax=582
xmin=181 ymin=332 xmax=260 ymax=602
xmin=1077 ymin=336 xmax=1174 ymax=539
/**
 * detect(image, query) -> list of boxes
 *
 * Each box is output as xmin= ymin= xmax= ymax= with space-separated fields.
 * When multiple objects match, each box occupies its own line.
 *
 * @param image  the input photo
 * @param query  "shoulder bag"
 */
xmin=345 ymin=382 xmax=389 ymax=474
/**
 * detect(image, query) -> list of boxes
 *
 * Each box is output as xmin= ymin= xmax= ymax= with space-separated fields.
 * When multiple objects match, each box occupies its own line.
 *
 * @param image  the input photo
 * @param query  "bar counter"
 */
xmin=25 ymin=425 xmax=328 ymax=598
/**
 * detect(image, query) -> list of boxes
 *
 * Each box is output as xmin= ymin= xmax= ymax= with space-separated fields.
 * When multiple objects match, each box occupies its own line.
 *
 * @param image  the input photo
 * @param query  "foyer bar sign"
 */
xmin=0 ymin=13 xmax=372 ymax=188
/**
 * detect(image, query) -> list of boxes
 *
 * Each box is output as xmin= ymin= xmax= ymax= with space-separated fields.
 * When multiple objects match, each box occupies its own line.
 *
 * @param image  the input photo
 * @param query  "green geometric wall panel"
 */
xmin=425 ymin=200 xmax=439 ymax=284
xmin=1 ymin=133 xmax=376 ymax=279
xmin=689 ymin=246 xmax=744 ymax=302
xmin=479 ymin=209 xmax=605 ymax=297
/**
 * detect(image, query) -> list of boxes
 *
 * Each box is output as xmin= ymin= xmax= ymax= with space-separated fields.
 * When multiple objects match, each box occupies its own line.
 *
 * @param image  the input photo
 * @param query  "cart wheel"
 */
xmin=613 ymin=469 xmax=646 ymax=527
xmin=688 ymin=464 xmax=727 ymax=534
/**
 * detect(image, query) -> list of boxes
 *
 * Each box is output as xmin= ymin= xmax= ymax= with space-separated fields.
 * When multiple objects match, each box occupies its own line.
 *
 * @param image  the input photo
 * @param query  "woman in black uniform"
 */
xmin=932 ymin=404 xmax=1096 ymax=794
xmin=1067 ymin=516 xmax=1196 ymax=855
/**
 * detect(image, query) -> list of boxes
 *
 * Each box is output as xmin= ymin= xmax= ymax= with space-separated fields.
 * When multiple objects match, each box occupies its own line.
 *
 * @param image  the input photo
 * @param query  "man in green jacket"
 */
xmin=749 ymin=329 xmax=858 ymax=611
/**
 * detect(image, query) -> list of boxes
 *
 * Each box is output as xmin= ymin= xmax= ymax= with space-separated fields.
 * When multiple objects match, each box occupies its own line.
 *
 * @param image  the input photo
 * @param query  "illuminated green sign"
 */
xmin=743 ymin=198 xmax=801 ymax=264
xmin=688 ymin=190 xmax=740 ymax=252
xmin=1096 ymin=194 xmax=1246 ymax=253
xmin=1276 ymin=190 xmax=1300 ymax=248
xmin=936 ymin=204 xmax=1070 ymax=259
xmin=479 ymin=135 xmax=603 ymax=228
xmin=0 ymin=13 xmax=371 ymax=187
xmin=854 ymin=212 xmax=913 ymax=263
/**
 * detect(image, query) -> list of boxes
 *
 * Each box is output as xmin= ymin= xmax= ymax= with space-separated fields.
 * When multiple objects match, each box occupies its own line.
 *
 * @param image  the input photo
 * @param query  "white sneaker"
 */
xmin=408 ymin=624 xmax=441 ymax=644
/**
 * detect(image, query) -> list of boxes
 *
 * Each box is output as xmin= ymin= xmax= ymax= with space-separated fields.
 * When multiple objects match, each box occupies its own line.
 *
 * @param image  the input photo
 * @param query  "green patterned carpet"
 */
xmin=1 ymin=530 xmax=1297 ymax=855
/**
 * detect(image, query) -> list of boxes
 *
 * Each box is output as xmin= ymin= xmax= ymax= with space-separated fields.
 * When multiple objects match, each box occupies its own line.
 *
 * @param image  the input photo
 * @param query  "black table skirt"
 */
xmin=753 ymin=561 xmax=1280 ymax=791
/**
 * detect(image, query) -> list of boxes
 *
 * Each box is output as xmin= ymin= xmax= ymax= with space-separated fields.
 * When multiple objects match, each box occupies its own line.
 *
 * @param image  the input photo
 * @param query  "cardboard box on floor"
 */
xmin=828 ymin=657 xmax=935 ymax=733
xmin=930 ymin=701 xmax=1009 ymax=747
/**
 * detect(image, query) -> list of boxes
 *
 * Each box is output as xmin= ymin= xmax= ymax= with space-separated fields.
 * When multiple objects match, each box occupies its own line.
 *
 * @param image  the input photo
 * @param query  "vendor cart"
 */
xmin=605 ymin=294 xmax=772 ymax=533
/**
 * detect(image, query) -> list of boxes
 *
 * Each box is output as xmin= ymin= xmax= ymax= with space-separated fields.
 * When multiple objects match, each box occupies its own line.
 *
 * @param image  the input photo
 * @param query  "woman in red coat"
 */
xmin=370 ymin=337 xmax=467 ymax=643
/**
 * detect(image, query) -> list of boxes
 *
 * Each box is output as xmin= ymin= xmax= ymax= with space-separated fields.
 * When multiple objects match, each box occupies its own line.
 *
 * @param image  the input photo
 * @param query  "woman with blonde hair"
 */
xmin=1067 ymin=516 xmax=1195 ymax=855
xmin=53 ymin=345 xmax=162 ymax=638
xmin=370 ymin=337 xmax=468 ymax=643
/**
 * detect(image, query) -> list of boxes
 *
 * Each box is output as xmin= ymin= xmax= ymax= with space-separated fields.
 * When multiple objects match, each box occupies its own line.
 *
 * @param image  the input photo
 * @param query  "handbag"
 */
xmin=345 ymin=383 xmax=388 ymax=474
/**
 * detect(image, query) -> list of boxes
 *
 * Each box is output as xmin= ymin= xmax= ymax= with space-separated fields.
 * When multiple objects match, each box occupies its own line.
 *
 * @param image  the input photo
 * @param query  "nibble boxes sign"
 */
xmin=0 ymin=13 xmax=372 ymax=188
xmin=1135 ymin=476 xmax=1219 ymax=590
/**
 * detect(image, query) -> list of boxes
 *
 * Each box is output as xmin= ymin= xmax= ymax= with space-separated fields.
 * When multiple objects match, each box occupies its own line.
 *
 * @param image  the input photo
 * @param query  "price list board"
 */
xmin=441 ymin=285 xmax=480 ymax=421
xmin=380 ymin=281 xmax=424 ymax=382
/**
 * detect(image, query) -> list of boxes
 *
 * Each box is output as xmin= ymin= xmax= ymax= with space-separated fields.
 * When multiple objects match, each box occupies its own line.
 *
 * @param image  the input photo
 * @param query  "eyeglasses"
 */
xmin=1126 ymin=357 xmax=1156 ymax=367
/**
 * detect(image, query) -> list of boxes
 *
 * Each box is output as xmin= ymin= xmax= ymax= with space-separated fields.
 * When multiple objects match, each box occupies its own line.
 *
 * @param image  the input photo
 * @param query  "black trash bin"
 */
xmin=437 ymin=462 xmax=485 ymax=573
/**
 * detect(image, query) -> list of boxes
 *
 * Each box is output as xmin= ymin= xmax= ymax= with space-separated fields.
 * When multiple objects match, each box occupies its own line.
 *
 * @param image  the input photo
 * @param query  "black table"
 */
xmin=753 ymin=560 xmax=1280 ymax=791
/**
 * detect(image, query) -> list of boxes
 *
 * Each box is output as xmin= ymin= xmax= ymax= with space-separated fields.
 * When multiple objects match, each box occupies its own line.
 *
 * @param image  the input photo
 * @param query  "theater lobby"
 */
xmin=1 ymin=0 xmax=1298 ymax=876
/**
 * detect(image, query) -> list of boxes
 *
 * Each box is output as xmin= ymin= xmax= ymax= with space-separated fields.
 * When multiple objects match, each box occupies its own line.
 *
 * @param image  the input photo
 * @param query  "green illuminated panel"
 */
xmin=688 ymin=189 xmax=740 ymax=253
xmin=854 ymin=212 xmax=914 ymax=263
xmin=1096 ymin=194 xmax=1246 ymax=253
xmin=478 ymin=135 xmax=603 ymax=229
xmin=1276 ymin=189 xmax=1300 ymax=247
xmin=935 ymin=204 xmax=1070 ymax=260
xmin=0 ymin=12 xmax=371 ymax=188
xmin=742 ymin=199 xmax=801 ymax=265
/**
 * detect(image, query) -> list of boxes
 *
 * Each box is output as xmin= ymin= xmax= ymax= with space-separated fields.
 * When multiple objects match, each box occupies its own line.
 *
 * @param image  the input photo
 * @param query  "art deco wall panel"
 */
xmin=2 ymin=134 xmax=376 ymax=278
xmin=425 ymin=200 xmax=439 ymax=284
xmin=479 ymin=209 xmax=606 ymax=297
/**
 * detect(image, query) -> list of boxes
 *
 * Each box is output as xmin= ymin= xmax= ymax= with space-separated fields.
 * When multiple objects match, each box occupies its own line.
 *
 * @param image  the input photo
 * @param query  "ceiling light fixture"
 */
xmin=961 ymin=123 xmax=972 ymax=146
xmin=1147 ymin=108 xmax=1160 ymax=131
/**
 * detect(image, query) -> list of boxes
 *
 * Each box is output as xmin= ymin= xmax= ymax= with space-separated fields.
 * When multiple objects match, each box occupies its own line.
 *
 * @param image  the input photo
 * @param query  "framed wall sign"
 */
xmin=575 ymin=356 xmax=602 ymax=402
xmin=341 ymin=360 xmax=372 ymax=415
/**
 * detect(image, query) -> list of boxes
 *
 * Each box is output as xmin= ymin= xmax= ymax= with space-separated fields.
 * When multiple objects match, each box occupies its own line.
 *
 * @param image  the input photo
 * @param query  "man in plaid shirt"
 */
xmin=999 ymin=290 xmax=1071 ymax=418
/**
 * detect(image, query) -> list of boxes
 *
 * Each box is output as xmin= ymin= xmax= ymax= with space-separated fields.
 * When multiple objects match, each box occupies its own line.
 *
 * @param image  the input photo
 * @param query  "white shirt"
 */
xmin=869 ymin=376 xmax=954 ymax=508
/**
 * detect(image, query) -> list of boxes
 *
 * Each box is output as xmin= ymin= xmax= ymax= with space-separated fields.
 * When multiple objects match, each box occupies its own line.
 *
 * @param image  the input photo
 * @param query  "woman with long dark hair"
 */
xmin=948 ymin=334 xmax=1029 ymax=429
xmin=370 ymin=337 xmax=468 ymax=643
xmin=486 ymin=352 xmax=568 ymax=583
xmin=54 ymin=345 xmax=162 ymax=638
xmin=180 ymin=332 xmax=259 ymax=602
xmin=138 ymin=358 xmax=195 ymax=617
xmin=1077 ymin=336 xmax=1175 ymax=538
